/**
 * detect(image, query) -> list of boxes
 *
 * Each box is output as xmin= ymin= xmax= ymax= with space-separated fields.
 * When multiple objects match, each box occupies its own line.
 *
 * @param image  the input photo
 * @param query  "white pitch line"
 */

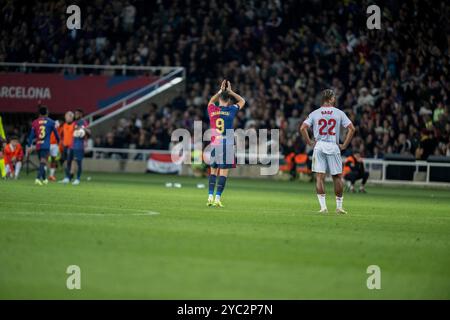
xmin=0 ymin=211 xmax=160 ymax=217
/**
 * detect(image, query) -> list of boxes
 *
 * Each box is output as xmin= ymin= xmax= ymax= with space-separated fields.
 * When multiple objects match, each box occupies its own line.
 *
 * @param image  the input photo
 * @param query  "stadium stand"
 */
xmin=0 ymin=0 xmax=449 ymax=164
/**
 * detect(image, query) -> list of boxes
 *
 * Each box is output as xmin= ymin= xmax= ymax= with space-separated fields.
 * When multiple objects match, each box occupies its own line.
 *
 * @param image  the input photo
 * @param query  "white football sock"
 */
xmin=336 ymin=196 xmax=343 ymax=209
xmin=15 ymin=162 xmax=22 ymax=178
xmin=317 ymin=194 xmax=327 ymax=210
xmin=49 ymin=168 xmax=56 ymax=177
xmin=215 ymin=195 xmax=221 ymax=201
xmin=208 ymin=194 xmax=214 ymax=201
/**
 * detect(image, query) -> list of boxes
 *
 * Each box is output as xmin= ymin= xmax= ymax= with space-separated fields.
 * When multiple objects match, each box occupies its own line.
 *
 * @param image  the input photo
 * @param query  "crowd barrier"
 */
xmin=81 ymin=148 xmax=450 ymax=186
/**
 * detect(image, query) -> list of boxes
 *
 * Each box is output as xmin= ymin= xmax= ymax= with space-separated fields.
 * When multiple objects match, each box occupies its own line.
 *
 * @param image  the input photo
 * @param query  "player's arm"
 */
xmin=339 ymin=123 xmax=355 ymax=151
xmin=52 ymin=123 xmax=61 ymax=144
xmin=300 ymin=122 xmax=315 ymax=148
xmin=26 ymin=129 xmax=35 ymax=156
xmin=83 ymin=121 xmax=92 ymax=136
xmin=27 ymin=128 xmax=35 ymax=148
xmin=208 ymin=80 xmax=227 ymax=106
xmin=208 ymin=90 xmax=222 ymax=106
xmin=344 ymin=159 xmax=354 ymax=168
xmin=300 ymin=114 xmax=315 ymax=147
xmin=226 ymin=81 xmax=246 ymax=109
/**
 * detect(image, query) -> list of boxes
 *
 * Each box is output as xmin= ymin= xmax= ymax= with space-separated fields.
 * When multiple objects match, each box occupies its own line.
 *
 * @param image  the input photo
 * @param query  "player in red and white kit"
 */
xmin=300 ymin=89 xmax=355 ymax=214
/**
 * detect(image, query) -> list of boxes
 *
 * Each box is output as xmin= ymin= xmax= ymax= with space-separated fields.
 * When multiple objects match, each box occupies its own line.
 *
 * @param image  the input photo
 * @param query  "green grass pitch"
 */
xmin=1 ymin=173 xmax=449 ymax=299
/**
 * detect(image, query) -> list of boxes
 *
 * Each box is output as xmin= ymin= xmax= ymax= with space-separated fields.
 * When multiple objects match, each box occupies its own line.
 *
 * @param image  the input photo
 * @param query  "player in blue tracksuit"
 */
xmin=71 ymin=109 xmax=90 ymax=185
xmin=27 ymin=105 xmax=60 ymax=185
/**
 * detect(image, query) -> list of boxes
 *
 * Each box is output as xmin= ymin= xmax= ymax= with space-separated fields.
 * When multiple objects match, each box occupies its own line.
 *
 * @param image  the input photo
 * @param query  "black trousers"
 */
xmin=344 ymin=171 xmax=369 ymax=185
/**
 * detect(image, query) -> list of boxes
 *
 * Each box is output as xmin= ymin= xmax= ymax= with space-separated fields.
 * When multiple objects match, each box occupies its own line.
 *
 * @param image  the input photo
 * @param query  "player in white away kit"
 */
xmin=300 ymin=89 xmax=355 ymax=214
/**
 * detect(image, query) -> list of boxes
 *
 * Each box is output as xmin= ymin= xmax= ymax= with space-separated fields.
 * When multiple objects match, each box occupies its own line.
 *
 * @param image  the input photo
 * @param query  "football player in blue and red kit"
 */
xmin=206 ymin=80 xmax=246 ymax=207
xmin=27 ymin=105 xmax=60 ymax=185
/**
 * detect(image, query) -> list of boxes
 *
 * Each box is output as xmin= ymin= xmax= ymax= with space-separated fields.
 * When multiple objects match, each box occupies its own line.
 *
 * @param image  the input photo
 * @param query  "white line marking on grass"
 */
xmin=0 ymin=210 xmax=160 ymax=217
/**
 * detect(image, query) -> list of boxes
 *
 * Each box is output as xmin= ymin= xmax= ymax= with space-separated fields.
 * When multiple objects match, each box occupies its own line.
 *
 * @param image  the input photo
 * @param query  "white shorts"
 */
xmin=50 ymin=144 xmax=60 ymax=157
xmin=312 ymin=148 xmax=343 ymax=176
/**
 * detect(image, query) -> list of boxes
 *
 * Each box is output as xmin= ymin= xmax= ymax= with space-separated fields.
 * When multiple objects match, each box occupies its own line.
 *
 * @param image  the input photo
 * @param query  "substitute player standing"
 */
xmin=27 ymin=105 xmax=60 ymax=185
xmin=300 ymin=89 xmax=355 ymax=214
xmin=60 ymin=111 xmax=76 ymax=184
xmin=206 ymin=80 xmax=245 ymax=207
xmin=71 ymin=109 xmax=90 ymax=185
xmin=48 ymin=121 xmax=61 ymax=181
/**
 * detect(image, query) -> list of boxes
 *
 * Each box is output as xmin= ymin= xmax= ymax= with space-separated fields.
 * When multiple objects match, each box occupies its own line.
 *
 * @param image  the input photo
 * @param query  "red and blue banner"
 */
xmin=0 ymin=73 xmax=158 ymax=114
xmin=147 ymin=152 xmax=182 ymax=174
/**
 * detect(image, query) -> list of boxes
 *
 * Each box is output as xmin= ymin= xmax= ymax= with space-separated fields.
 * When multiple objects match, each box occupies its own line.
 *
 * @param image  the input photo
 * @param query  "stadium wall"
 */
xmin=0 ymin=73 xmax=158 ymax=114
xmin=88 ymin=77 xmax=185 ymax=136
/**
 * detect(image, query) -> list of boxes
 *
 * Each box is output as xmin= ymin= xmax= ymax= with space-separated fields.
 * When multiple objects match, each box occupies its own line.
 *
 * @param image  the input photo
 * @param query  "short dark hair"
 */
xmin=9 ymin=135 xmax=19 ymax=141
xmin=38 ymin=105 xmax=48 ymax=116
xmin=219 ymin=91 xmax=230 ymax=102
xmin=75 ymin=108 xmax=84 ymax=115
xmin=321 ymin=89 xmax=336 ymax=105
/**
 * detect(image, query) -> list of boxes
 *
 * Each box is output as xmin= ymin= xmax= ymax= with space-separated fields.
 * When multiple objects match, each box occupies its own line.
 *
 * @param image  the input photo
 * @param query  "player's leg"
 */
xmin=72 ymin=150 xmax=83 ymax=185
xmin=344 ymin=172 xmax=357 ymax=192
xmin=5 ymin=162 xmax=12 ymax=178
xmin=312 ymin=149 xmax=328 ymax=212
xmin=71 ymin=159 xmax=76 ymax=179
xmin=332 ymin=174 xmax=345 ymax=212
xmin=315 ymin=172 xmax=327 ymax=212
xmin=41 ymin=152 xmax=49 ymax=183
xmin=14 ymin=161 xmax=22 ymax=179
xmin=359 ymin=171 xmax=369 ymax=193
xmin=35 ymin=153 xmax=42 ymax=183
xmin=36 ymin=150 xmax=49 ymax=185
xmin=207 ymin=167 xmax=218 ymax=206
xmin=49 ymin=157 xmax=56 ymax=180
xmin=48 ymin=144 xmax=58 ymax=181
xmin=61 ymin=148 xmax=73 ymax=183
xmin=213 ymin=168 xmax=228 ymax=207
xmin=213 ymin=144 xmax=234 ymax=207
xmin=73 ymin=158 xmax=82 ymax=184
xmin=329 ymin=153 xmax=346 ymax=214
xmin=207 ymin=147 xmax=219 ymax=206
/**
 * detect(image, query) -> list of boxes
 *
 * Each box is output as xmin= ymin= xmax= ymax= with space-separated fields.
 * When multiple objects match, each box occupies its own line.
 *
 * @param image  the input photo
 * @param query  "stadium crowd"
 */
xmin=1 ymin=0 xmax=449 ymax=160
